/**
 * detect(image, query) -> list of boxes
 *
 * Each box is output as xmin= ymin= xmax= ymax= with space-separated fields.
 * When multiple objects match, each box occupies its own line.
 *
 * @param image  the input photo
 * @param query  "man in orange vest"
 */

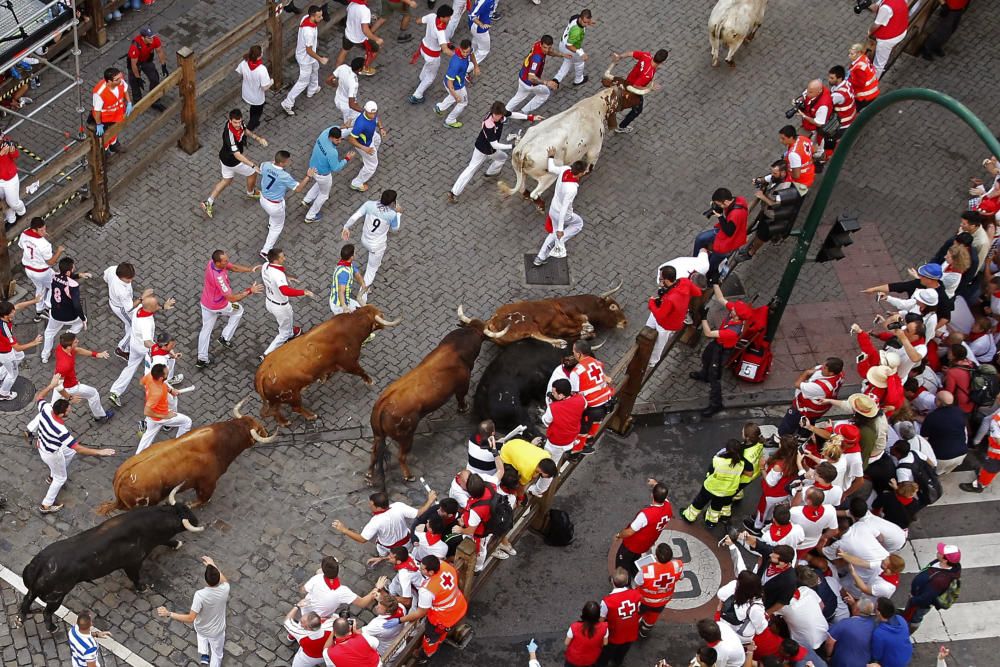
xmin=634 ymin=542 xmax=683 ymax=638
xmin=570 ymin=339 xmax=615 ymax=455
xmin=399 ymin=555 xmax=468 ymax=663
xmin=614 ymin=479 xmax=672 ymax=578
xmin=778 ymin=125 xmax=814 ymax=193
xmin=866 ymin=0 xmax=909 ymax=79
xmin=826 ymin=65 xmax=857 ymax=158
xmin=848 ymin=43 xmax=880 ymax=111
xmin=777 ymin=357 xmax=845 ymax=436
xmin=92 ymin=67 xmax=132 ymax=152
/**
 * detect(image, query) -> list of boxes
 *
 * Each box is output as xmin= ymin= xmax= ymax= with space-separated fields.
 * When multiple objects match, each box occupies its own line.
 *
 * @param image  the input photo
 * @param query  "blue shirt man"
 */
xmin=444 ymin=50 xmax=469 ymax=90
xmin=468 ymin=0 xmax=494 ymax=34
xmin=827 ymin=614 xmax=875 ymax=667
xmin=350 ymin=111 xmax=379 ymax=148
xmin=309 ymin=126 xmax=351 ymax=176
xmin=260 ymin=161 xmax=299 ymax=202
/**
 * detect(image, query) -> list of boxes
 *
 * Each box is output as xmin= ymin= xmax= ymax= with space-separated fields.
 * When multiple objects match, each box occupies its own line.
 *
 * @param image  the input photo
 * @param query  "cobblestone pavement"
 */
xmin=1 ymin=0 xmax=998 ymax=664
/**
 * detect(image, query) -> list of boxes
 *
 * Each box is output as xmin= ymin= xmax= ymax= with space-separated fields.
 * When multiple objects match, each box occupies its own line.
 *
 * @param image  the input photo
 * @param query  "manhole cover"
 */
xmin=0 ymin=376 xmax=35 ymax=412
xmin=524 ymin=254 xmax=570 ymax=286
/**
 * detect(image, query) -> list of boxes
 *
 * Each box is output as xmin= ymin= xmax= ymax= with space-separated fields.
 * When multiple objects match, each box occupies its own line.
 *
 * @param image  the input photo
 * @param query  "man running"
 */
xmin=137 ymin=363 xmax=192 ymax=454
xmin=0 ymin=296 xmax=42 ymax=401
xmin=348 ymin=102 xmax=386 ymax=193
xmin=281 ymin=6 xmax=328 ymax=115
xmin=303 ymin=126 xmax=355 ymax=224
xmin=261 ymin=248 xmax=314 ymax=360
xmin=532 ymin=148 xmax=586 ymax=266
xmin=18 ymin=217 xmax=63 ymax=322
xmin=196 ymin=249 xmax=262 ymax=369
xmin=434 ymin=39 xmax=479 ymax=129
xmin=200 ymin=109 xmax=268 ymax=219
xmin=341 ymin=189 xmax=401 ymax=290
xmin=329 ymin=244 xmax=367 ymax=315
xmin=258 ymin=150 xmax=316 ymax=258
xmin=109 ymin=291 xmax=175 ymax=406
xmin=103 ymin=262 xmax=138 ymax=360
xmin=408 ymin=6 xmax=453 ymax=104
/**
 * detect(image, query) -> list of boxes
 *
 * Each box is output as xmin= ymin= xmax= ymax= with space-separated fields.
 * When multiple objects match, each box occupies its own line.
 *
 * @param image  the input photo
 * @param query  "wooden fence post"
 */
xmin=454 ymin=537 xmax=477 ymax=598
xmin=0 ymin=224 xmax=12 ymax=300
xmin=176 ymin=47 xmax=200 ymax=155
xmin=606 ymin=327 xmax=657 ymax=435
xmin=87 ymin=129 xmax=111 ymax=225
xmin=266 ymin=0 xmax=284 ymax=91
xmin=529 ymin=486 xmax=556 ymax=533
xmin=84 ymin=1 xmax=107 ymax=47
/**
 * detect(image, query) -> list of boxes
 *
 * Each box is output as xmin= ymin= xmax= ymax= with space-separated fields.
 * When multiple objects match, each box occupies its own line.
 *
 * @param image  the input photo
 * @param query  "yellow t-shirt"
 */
xmin=500 ymin=438 xmax=552 ymax=486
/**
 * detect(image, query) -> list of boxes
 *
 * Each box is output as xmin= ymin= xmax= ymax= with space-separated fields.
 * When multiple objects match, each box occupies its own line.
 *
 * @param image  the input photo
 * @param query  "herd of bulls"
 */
xmin=16 ymin=285 xmax=627 ymax=632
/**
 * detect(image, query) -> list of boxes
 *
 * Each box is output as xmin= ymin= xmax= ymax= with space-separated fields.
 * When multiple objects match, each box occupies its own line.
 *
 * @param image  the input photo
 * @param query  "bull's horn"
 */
xmin=167 ymin=483 xmax=184 ymax=506
xmin=374 ymin=314 xmax=401 ymax=327
xmin=456 ymin=304 xmax=474 ymax=324
xmin=483 ymin=323 xmax=511 ymax=339
xmin=600 ymin=278 xmax=624 ymax=298
xmin=232 ymin=397 xmax=247 ymax=419
xmin=604 ymin=62 xmax=615 ymax=79
xmin=591 ymin=339 xmax=606 ymax=350
xmin=250 ymin=428 xmax=277 ymax=444
xmin=181 ymin=519 xmax=205 ymax=533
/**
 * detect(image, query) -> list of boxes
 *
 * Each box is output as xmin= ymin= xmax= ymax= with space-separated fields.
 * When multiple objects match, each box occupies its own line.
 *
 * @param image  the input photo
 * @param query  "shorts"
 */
xmin=220 ymin=161 xmax=255 ymax=179
xmin=342 ymin=35 xmax=380 ymax=53
xmin=383 ymin=0 xmax=408 ymax=14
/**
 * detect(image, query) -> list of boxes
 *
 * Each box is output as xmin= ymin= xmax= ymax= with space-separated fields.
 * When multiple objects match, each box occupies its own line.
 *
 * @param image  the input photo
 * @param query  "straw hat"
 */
xmin=865 ymin=366 xmax=891 ymax=389
xmin=846 ymin=393 xmax=879 ymax=418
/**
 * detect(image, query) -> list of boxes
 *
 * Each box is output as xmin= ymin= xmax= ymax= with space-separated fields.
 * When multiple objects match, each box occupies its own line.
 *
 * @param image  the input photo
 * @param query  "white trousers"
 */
xmin=554 ymin=46 xmax=585 ymax=84
xmin=468 ymin=30 xmax=490 ymax=71
xmin=438 ymin=87 xmax=469 ymax=124
xmin=330 ymin=297 xmax=361 ymax=315
xmin=452 ymin=148 xmax=506 ymax=196
xmin=507 ymin=79 xmax=550 ymax=114
xmin=536 ymin=214 xmax=583 ymax=261
xmin=110 ymin=345 xmax=145 ymax=396
xmin=445 ymin=7 xmax=464 ymax=40
xmin=873 ymin=33 xmax=906 ymax=79
xmin=260 ymin=197 xmax=287 ymax=254
xmin=0 ymin=175 xmax=25 ymax=224
xmin=544 ymin=440 xmax=573 ymax=465
xmin=56 ymin=383 xmax=106 ymax=419
xmin=754 ymin=495 xmax=787 ymax=529
xmin=264 ymin=300 xmax=294 ymax=355
xmin=350 ymin=133 xmax=381 ymax=188
xmin=196 ymin=631 xmax=225 ymax=667
xmin=305 ymin=172 xmax=333 ymax=219
xmin=41 ymin=317 xmax=83 ymax=362
xmin=644 ymin=313 xmax=679 ymax=368
xmin=137 ymin=412 xmax=192 ymax=454
xmin=292 ymin=649 xmax=325 ymax=667
xmin=198 ymin=303 xmax=243 ymax=361
xmin=144 ymin=354 xmax=176 ymax=379
xmin=362 ymin=240 xmax=387 ymax=286
xmin=0 ymin=349 xmax=23 ymax=394
xmin=413 ymin=53 xmax=441 ymax=99
xmin=26 ymin=268 xmax=53 ymax=314
xmin=39 ymin=445 xmax=75 ymax=506
xmin=110 ymin=302 xmax=132 ymax=352
xmin=283 ymin=59 xmax=321 ymax=108
xmin=337 ymin=100 xmax=360 ymax=128
xmin=474 ymin=534 xmax=492 ymax=571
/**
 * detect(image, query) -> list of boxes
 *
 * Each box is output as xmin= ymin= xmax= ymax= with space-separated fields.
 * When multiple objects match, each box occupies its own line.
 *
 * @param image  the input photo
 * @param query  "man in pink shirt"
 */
xmin=196 ymin=249 xmax=262 ymax=368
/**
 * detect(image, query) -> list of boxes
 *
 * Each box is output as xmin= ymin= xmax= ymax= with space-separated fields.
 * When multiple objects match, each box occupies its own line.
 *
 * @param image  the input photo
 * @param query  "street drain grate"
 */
xmin=0 ymin=376 xmax=35 ymax=412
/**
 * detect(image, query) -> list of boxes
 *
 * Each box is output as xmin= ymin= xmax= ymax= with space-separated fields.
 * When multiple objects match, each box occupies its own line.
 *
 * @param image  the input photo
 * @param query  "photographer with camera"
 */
xmin=646 ymin=264 xmax=706 ymax=368
xmin=826 ymin=66 xmax=858 ymax=156
xmin=778 ymin=125 xmax=815 ymax=191
xmin=789 ymin=80 xmax=833 ymax=167
xmin=322 ymin=615 xmax=381 ymax=666
xmin=732 ymin=160 xmax=805 ymax=266
xmin=861 ymin=0 xmax=910 ymax=79
xmin=691 ymin=187 xmax=749 ymax=283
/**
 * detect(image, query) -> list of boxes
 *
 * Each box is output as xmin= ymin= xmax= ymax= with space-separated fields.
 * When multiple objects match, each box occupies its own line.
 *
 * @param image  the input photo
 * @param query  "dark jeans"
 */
xmin=247 ymin=103 xmax=264 ymax=131
xmin=597 ymin=642 xmax=633 ymax=667
xmin=614 ymin=542 xmax=641 ymax=580
xmin=696 ymin=340 xmax=726 ymax=407
xmin=128 ymin=60 xmax=160 ymax=104
xmin=619 ymin=95 xmax=644 ymax=129
xmin=777 ymin=406 xmax=811 ymax=437
xmin=924 ymin=6 xmax=965 ymax=54
xmin=688 ymin=485 xmax=730 ymax=512
xmin=692 ymin=228 xmax=726 ymax=281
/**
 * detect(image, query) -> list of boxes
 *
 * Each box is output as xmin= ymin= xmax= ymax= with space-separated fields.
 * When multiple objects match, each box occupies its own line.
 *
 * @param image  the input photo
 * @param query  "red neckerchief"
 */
xmin=425 ymin=531 xmax=442 ymax=545
xmin=337 ymin=259 xmax=353 ymax=268
xmin=814 ymin=481 xmax=833 ymax=491
xmin=348 ymin=0 xmax=367 ymax=3
xmin=372 ymin=507 xmax=387 ymax=515
xmin=395 ymin=558 xmax=419 ymax=572
xmin=879 ymin=572 xmax=900 ymax=586
xmin=23 ymin=228 xmax=42 ymax=239
xmin=435 ymin=17 xmax=449 ymax=30
xmin=387 ymin=606 xmax=405 ymax=620
xmin=247 ymin=58 xmax=263 ymax=71
xmin=228 ymin=120 xmax=244 ymax=144
xmin=561 ymin=169 xmax=578 ymax=183
xmin=842 ymin=439 xmax=861 ymax=453
xmin=792 ymin=589 xmax=802 ymax=600
xmin=968 ymin=331 xmax=987 ymax=341
xmin=150 ymin=344 xmax=170 ymax=357
xmin=765 ymin=562 xmax=787 ymax=578
xmin=895 ymin=493 xmax=916 ymax=506
xmin=769 ymin=523 xmax=792 ymax=541
xmin=136 ymin=308 xmax=154 ymax=318
xmin=324 ymin=577 xmax=341 ymax=590
xmin=268 ymin=263 xmax=286 ymax=273
xmin=52 ymin=411 xmax=65 ymax=425
xmin=301 ymin=16 xmax=318 ymax=28
xmin=803 ymin=505 xmax=826 ymax=522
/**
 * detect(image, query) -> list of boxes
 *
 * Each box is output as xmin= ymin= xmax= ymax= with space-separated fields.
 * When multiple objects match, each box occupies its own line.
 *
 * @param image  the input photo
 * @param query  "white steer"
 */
xmin=708 ymin=0 xmax=769 ymax=67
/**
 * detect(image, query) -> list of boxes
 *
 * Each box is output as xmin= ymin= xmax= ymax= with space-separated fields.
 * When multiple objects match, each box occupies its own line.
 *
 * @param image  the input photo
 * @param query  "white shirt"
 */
xmin=411 ymin=528 xmax=449 ymax=562
xmin=236 ymin=59 xmax=272 ymax=106
xmin=800 ymin=482 xmax=844 ymax=507
xmin=546 ymin=159 xmax=578 ymax=231
xmin=192 ymin=582 xmax=230 ymax=638
xmin=262 ymin=263 xmax=292 ymax=305
xmin=802 ymin=89 xmax=829 ymax=126
xmin=103 ymin=265 xmax=133 ymax=309
xmin=832 ymin=522 xmax=888 ymax=580
xmin=129 ymin=307 xmax=155 ymax=355
xmin=295 ymin=17 xmax=319 ymax=63
xmin=545 ymin=365 xmax=579 ymax=404
xmin=835 ymin=452 xmax=864 ymax=491
xmin=361 ymin=502 xmax=418 ymax=548
xmin=68 ymin=624 xmax=100 ymax=667
xmin=302 ymin=574 xmax=359 ymax=618
xmin=332 ymin=64 xmax=359 ymax=109
xmin=969 ymin=334 xmax=996 ymax=364
xmin=655 ymin=252 xmax=711 ymax=284
xmin=344 ymin=200 xmax=400 ymax=249
xmin=345 ymin=3 xmax=372 ymax=44
xmin=778 ymin=586 xmax=828 ymax=650
xmin=789 ymin=505 xmax=838 ymax=550
xmin=449 ymin=476 xmax=470 ymax=507
xmin=874 ymin=1 xmax=895 ymax=27
xmin=896 ymin=341 xmax=927 ymax=380
xmin=713 ymin=621 xmax=748 ymax=667
xmin=859 ymin=511 xmax=906 ymax=552
xmin=761 ymin=523 xmax=805 ymax=550
xmin=420 ymin=13 xmax=448 ymax=53
xmin=18 ymin=231 xmax=53 ymax=271
xmin=389 ymin=565 xmax=426 ymax=602
xmin=715 ymin=581 xmax=767 ymax=642
xmin=362 ymin=614 xmax=404 ymax=656
xmin=284 ymin=615 xmax=333 ymax=658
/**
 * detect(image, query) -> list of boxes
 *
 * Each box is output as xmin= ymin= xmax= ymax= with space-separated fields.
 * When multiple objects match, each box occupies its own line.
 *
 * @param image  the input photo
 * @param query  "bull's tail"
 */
xmin=96 ymin=499 xmax=121 ymax=516
xmin=498 ymin=150 xmax=525 ymax=197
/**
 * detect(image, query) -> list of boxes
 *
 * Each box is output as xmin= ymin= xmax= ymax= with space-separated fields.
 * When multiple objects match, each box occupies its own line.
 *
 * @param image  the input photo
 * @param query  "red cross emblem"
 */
xmin=651 ymin=571 xmax=677 ymax=591
xmin=617 ymin=599 xmax=637 ymax=618
xmin=440 ymin=573 xmax=455 ymax=590
xmin=654 ymin=516 xmax=670 ymax=531
xmin=587 ymin=363 xmax=603 ymax=383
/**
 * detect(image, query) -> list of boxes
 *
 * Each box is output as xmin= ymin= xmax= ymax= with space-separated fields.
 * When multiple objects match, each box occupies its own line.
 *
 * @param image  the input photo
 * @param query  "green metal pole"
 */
xmin=765 ymin=88 xmax=1000 ymax=341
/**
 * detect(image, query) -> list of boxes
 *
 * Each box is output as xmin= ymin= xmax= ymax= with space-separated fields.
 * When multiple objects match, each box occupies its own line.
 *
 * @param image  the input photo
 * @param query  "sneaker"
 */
xmin=359 ymin=67 xmax=377 ymax=77
xmin=195 ymin=359 xmax=213 ymax=369
xmin=161 ymin=425 xmax=174 ymax=433
xmin=94 ymin=410 xmax=115 ymax=424
xmin=492 ymin=548 xmax=510 ymax=560
xmin=741 ymin=517 xmax=762 ymax=535
xmin=245 ymin=189 xmax=261 ymax=199
xmin=108 ymin=392 xmax=122 ymax=407
xmin=444 ymin=120 xmax=463 ymax=128
xmin=397 ymin=32 xmax=413 ymax=42
xmin=0 ymin=391 xmax=16 ymax=401
xmin=39 ymin=504 xmax=63 ymax=514
xmin=960 ymin=482 xmax=984 ymax=494
xmin=258 ymin=354 xmax=265 ymax=363
xmin=572 ymin=75 xmax=589 ymax=86
xmin=217 ymin=336 xmax=234 ymax=349
xmin=259 ymin=251 xmax=268 ymax=260
xmin=433 ymin=104 xmax=444 ymax=116
xmin=281 ymin=104 xmax=295 ymax=116
xmin=350 ymin=183 xmax=369 ymax=192
xmin=200 ymin=201 xmax=213 ymax=218
xmin=32 ymin=309 xmax=48 ymax=323
xmin=614 ymin=126 xmax=633 ymax=134
xmin=532 ymin=256 xmax=547 ymax=266
xmin=200 ymin=656 xmax=210 ymax=666
xmin=408 ymin=95 xmax=424 ymax=104
xmin=108 ymin=142 xmax=126 ymax=154
xmin=447 ymin=192 xmax=458 ymax=204
xmin=579 ymin=444 xmax=595 ymax=455
xmin=39 ymin=355 xmax=49 ymax=364
xmin=114 ymin=347 xmax=129 ymax=360
xmin=167 ymin=374 xmax=184 ymax=386
xmin=497 ymin=543 xmax=517 ymax=556
xmin=304 ymin=215 xmax=321 ymax=224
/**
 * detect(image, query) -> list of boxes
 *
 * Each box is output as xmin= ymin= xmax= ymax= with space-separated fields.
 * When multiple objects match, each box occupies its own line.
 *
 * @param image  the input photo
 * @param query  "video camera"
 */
xmin=854 ymin=0 xmax=874 ymax=14
xmin=752 ymin=176 xmax=768 ymax=190
xmin=785 ymin=95 xmax=807 ymax=119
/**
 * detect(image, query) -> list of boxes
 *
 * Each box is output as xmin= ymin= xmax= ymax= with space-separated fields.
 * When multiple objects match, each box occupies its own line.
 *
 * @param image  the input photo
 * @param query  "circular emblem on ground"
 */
xmin=649 ymin=528 xmax=723 ymax=611
xmin=0 ymin=376 xmax=35 ymax=412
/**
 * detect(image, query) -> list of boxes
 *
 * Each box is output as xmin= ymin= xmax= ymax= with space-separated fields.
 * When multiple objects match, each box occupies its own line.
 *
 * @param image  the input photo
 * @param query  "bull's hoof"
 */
xmin=302 ymin=412 xmax=318 ymax=421
xmin=521 ymin=189 xmax=531 ymax=200
xmin=554 ymin=339 xmax=568 ymax=349
xmin=13 ymin=615 xmax=22 ymax=629
xmin=711 ymin=60 xmax=719 ymax=68
xmin=727 ymin=60 xmax=736 ymax=68
xmin=364 ymin=377 xmax=374 ymax=387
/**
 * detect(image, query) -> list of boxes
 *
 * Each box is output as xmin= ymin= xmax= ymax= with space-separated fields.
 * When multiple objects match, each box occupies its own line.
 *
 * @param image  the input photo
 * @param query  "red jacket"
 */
xmin=712 ymin=197 xmax=749 ymax=254
xmin=648 ymin=278 xmax=703 ymax=331
xmin=943 ymin=360 xmax=976 ymax=414
xmin=546 ymin=393 xmax=587 ymax=446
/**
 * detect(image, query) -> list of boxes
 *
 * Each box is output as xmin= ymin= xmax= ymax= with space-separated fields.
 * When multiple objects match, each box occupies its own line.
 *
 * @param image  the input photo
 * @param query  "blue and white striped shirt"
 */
xmin=35 ymin=399 xmax=78 ymax=453
xmin=68 ymin=624 xmax=99 ymax=667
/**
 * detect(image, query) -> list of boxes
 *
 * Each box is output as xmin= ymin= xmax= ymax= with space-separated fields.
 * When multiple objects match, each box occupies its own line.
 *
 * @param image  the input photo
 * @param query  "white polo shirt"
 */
xmin=789 ymin=504 xmax=838 ymax=550
xmin=778 ymin=586 xmax=829 ymax=650
xmin=345 ymin=3 xmax=372 ymax=44
xmin=333 ymin=64 xmax=359 ymax=109
xmin=302 ymin=574 xmax=358 ymax=618
xmin=362 ymin=502 xmax=418 ymax=552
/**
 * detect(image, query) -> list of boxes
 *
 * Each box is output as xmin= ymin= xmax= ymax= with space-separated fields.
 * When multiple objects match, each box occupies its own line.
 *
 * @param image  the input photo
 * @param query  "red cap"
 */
xmin=835 ymin=423 xmax=861 ymax=444
xmin=728 ymin=301 xmax=753 ymax=321
xmin=717 ymin=328 xmax=740 ymax=348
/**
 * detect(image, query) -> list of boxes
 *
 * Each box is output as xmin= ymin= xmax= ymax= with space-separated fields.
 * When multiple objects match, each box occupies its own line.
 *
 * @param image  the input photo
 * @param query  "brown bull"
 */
xmin=255 ymin=305 xmax=401 ymax=426
xmin=97 ymin=399 xmax=274 ymax=514
xmin=368 ymin=318 xmax=508 ymax=483
xmin=459 ymin=280 xmax=626 ymax=349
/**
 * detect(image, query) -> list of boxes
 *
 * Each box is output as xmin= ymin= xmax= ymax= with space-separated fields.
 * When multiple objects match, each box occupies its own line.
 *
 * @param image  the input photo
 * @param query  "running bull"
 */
xmin=19 ymin=485 xmax=203 ymax=631
xmin=473 ymin=339 xmax=565 ymax=433
xmin=255 ymin=305 xmax=401 ymax=426
xmin=369 ymin=317 xmax=509 ymax=482
xmin=97 ymin=399 xmax=275 ymax=514
xmin=458 ymin=279 xmax=626 ymax=348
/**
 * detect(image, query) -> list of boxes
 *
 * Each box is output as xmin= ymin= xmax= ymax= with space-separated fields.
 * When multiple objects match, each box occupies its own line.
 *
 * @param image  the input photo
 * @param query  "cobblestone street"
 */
xmin=0 ymin=0 xmax=998 ymax=663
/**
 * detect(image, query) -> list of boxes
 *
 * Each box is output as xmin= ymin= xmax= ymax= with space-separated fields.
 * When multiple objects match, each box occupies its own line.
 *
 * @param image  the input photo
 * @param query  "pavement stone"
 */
xmin=1 ymin=0 xmax=999 ymax=664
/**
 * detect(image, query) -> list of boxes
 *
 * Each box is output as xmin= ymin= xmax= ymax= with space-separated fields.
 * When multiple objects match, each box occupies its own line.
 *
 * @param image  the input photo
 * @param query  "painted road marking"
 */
xmin=934 ymin=470 xmax=1000 ymax=507
xmin=911 ymin=600 xmax=1000 ymax=643
xmin=902 ymin=533 xmax=1000 ymax=573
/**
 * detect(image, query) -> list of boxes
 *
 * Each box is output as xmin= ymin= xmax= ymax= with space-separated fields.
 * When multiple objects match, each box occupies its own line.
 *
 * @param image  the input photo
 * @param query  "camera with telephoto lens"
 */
xmin=854 ymin=0 xmax=874 ymax=14
xmin=784 ymin=96 xmax=807 ymax=119
xmin=886 ymin=320 xmax=905 ymax=331
xmin=702 ymin=202 xmax=724 ymax=218
xmin=753 ymin=176 xmax=767 ymax=190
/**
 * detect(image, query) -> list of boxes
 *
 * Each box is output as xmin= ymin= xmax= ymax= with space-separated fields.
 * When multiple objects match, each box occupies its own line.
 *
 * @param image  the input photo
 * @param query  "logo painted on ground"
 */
xmin=650 ymin=529 xmax=722 ymax=610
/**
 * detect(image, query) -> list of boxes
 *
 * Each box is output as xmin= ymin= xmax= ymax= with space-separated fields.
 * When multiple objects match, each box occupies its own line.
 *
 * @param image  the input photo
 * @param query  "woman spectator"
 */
xmin=717 ymin=536 xmax=767 ymax=644
xmin=236 ymin=45 xmax=273 ymax=131
xmin=563 ymin=601 xmax=607 ymax=667
xmin=744 ymin=434 xmax=800 ymax=534
xmin=873 ymin=480 xmax=921 ymax=530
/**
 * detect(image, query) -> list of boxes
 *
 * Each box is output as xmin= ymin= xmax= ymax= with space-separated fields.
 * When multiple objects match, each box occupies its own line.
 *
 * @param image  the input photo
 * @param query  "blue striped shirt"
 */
xmin=68 ymin=624 xmax=99 ymax=667
xmin=36 ymin=399 xmax=77 ymax=453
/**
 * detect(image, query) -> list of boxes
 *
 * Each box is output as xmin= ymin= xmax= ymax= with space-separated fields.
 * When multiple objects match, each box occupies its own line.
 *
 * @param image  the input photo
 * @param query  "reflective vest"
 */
xmin=849 ymin=54 xmax=880 ymax=101
xmin=323 ymin=633 xmax=379 ymax=667
xmin=638 ymin=558 xmax=684 ymax=607
xmin=988 ymin=413 xmax=1000 ymax=460
xmin=704 ymin=453 xmax=743 ymax=497
xmin=92 ymin=80 xmax=128 ymax=123
xmin=800 ymin=86 xmax=833 ymax=133
xmin=423 ymin=561 xmax=468 ymax=628
xmin=622 ymin=503 xmax=673 ymax=555
xmin=603 ymin=587 xmax=642 ymax=644
xmin=573 ymin=355 xmax=614 ymax=406
xmin=329 ymin=263 xmax=354 ymax=307
xmin=831 ymin=80 xmax=857 ymax=128
xmin=740 ymin=441 xmax=765 ymax=484
xmin=793 ymin=371 xmax=844 ymax=418
xmin=785 ymin=136 xmax=815 ymax=188
xmin=873 ymin=0 xmax=909 ymax=41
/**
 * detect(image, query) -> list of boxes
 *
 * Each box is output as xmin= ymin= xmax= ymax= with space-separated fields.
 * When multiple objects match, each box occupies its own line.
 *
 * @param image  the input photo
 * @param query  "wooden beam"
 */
xmin=102 ymin=67 xmax=184 ymax=141
xmin=607 ymin=327 xmax=657 ymax=435
xmin=87 ymin=129 xmax=110 ymax=225
xmin=266 ymin=0 xmax=284 ymax=91
xmin=176 ymin=47 xmax=200 ymax=155
xmin=84 ymin=0 xmax=107 ymax=47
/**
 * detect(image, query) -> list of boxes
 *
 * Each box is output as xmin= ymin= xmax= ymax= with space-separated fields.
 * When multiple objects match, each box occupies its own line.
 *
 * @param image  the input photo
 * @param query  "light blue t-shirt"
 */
xmin=309 ymin=127 xmax=350 ymax=176
xmin=260 ymin=162 xmax=299 ymax=201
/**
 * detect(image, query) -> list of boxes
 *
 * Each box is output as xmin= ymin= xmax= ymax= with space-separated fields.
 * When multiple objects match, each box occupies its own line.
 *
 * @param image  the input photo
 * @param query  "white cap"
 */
xmin=364 ymin=101 xmax=378 ymax=113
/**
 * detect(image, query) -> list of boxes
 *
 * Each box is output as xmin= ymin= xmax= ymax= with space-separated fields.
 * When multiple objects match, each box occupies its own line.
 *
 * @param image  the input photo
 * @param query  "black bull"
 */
xmin=19 ymin=500 xmax=203 ymax=631
xmin=473 ymin=339 xmax=565 ymax=433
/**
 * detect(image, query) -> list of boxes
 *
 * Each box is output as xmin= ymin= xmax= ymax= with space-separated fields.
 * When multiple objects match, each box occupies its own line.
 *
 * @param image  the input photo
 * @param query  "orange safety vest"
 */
xmin=849 ymin=55 xmax=880 ymax=101
xmin=638 ymin=558 xmax=684 ymax=607
xmin=92 ymin=80 xmax=128 ymax=123
xmin=423 ymin=562 xmax=468 ymax=628
xmin=793 ymin=371 xmax=844 ymax=418
xmin=784 ymin=136 xmax=815 ymax=188
xmin=831 ymin=80 xmax=857 ymax=128
xmin=573 ymin=355 xmax=614 ymax=407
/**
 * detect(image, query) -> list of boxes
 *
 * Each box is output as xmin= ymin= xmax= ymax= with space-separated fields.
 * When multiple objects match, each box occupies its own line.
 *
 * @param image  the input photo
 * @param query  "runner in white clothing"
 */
xmin=281 ymin=7 xmax=328 ymax=115
xmin=108 ymin=292 xmax=175 ymax=406
xmin=103 ymin=262 xmax=138 ymax=359
xmin=532 ymin=149 xmax=587 ymax=266
xmin=444 ymin=0 xmax=465 ymax=39
xmin=341 ymin=189 xmax=401 ymax=288
xmin=329 ymin=58 xmax=364 ymax=127
xmin=408 ymin=7 xmax=454 ymax=104
xmin=260 ymin=248 xmax=314 ymax=359
xmin=17 ymin=217 xmax=64 ymax=320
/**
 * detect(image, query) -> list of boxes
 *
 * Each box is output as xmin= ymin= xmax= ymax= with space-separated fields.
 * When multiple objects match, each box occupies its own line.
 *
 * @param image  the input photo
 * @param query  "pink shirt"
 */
xmin=200 ymin=260 xmax=232 ymax=310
